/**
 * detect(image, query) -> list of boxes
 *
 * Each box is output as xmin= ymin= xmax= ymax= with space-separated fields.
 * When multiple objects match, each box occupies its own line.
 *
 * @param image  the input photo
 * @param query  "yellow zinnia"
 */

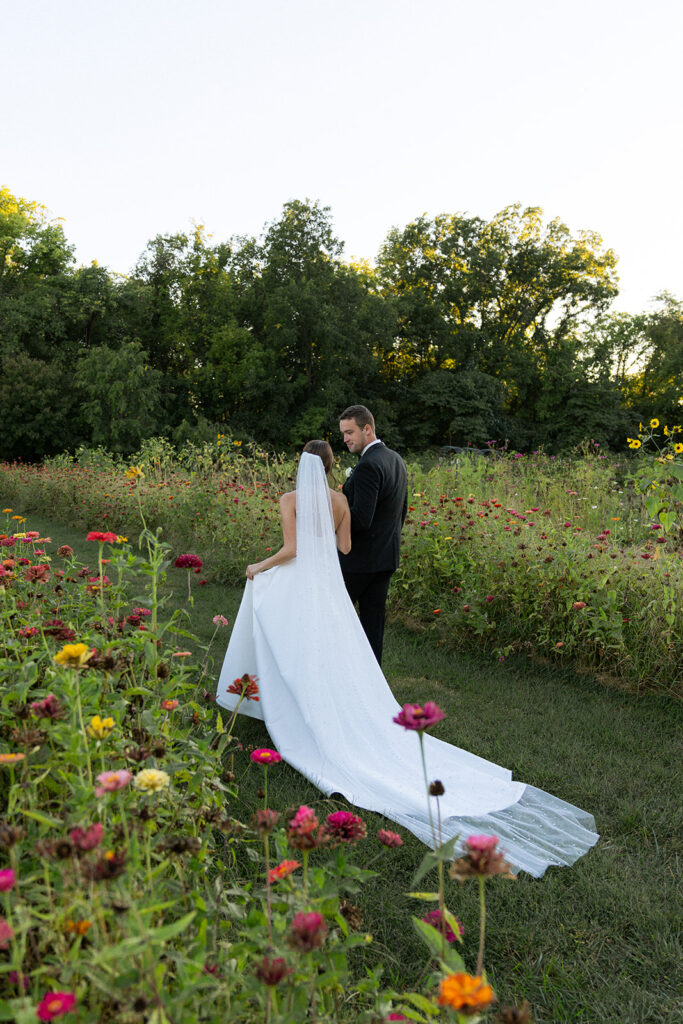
xmin=87 ymin=715 xmax=115 ymax=740
xmin=55 ymin=643 xmax=91 ymax=668
xmin=134 ymin=768 xmax=170 ymax=793
xmin=650 ymin=418 xmax=659 ymax=428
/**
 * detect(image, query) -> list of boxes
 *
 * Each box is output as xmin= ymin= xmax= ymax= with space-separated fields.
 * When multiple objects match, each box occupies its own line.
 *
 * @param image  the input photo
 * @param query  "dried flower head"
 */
xmin=253 ymin=808 xmax=281 ymax=835
xmin=429 ymin=779 xmax=445 ymax=796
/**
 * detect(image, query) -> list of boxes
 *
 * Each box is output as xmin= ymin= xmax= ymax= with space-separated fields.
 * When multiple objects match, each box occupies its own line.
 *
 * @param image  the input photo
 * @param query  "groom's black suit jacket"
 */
xmin=339 ymin=442 xmax=408 ymax=574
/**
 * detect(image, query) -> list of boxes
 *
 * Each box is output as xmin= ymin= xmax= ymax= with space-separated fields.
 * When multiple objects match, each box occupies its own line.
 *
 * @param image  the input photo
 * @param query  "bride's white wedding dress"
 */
xmin=216 ymin=454 xmax=598 ymax=877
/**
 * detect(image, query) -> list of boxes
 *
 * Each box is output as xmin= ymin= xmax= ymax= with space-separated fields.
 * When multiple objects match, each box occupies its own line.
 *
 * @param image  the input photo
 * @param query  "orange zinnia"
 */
xmin=437 ymin=972 xmax=494 ymax=1013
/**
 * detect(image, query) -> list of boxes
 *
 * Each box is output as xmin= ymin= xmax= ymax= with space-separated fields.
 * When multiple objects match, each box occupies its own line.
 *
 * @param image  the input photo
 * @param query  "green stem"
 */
xmin=476 ymin=875 xmax=486 ymax=977
xmin=418 ymin=733 xmax=437 ymax=849
xmin=74 ymin=672 xmax=93 ymax=786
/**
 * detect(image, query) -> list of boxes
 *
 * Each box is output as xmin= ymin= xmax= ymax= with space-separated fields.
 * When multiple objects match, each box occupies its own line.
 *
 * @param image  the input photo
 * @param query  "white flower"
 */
xmin=345 ymin=467 xmax=353 ymax=478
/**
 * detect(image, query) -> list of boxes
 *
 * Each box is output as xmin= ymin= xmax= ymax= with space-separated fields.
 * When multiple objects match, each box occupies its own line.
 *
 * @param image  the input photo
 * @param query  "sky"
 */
xmin=4 ymin=0 xmax=682 ymax=313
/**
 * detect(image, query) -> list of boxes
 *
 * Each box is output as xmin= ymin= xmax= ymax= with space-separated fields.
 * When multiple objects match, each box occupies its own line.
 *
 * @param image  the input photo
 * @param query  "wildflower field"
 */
xmin=1 ymin=430 xmax=681 ymax=696
xmin=0 ymin=442 xmax=681 ymax=1021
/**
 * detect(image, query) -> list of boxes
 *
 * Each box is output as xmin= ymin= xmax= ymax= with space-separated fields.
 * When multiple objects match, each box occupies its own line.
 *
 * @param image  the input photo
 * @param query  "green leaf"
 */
xmin=148 ymin=910 xmax=197 ymax=943
xmin=404 ymin=991 xmax=441 ymax=1015
xmin=406 ymin=891 xmax=440 ymax=901
xmin=17 ymin=808 xmax=63 ymax=827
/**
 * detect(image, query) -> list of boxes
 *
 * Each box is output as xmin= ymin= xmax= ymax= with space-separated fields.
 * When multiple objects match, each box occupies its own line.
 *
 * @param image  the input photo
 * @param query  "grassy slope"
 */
xmin=17 ymin=512 xmax=683 ymax=1023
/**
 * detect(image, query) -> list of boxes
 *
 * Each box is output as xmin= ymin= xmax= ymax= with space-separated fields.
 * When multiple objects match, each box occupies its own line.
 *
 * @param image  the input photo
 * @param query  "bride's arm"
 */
xmin=246 ymin=494 xmax=296 ymax=579
xmin=334 ymin=494 xmax=351 ymax=554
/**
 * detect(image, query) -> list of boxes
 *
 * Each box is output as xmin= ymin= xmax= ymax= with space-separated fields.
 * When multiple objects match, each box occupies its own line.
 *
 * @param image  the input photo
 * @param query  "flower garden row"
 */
xmin=1 ymin=428 xmax=681 ymax=695
xmin=0 ymin=520 xmax=527 ymax=1022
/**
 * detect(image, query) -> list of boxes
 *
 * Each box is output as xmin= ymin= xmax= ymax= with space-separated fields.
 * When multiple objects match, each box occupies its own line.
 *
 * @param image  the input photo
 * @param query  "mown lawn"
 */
xmin=18 ymin=512 xmax=683 ymax=1023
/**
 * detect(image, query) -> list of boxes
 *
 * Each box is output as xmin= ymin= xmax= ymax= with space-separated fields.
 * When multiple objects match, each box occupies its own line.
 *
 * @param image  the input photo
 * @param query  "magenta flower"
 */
xmin=288 ymin=911 xmax=328 ymax=951
xmin=0 ymin=918 xmax=14 ymax=948
xmin=31 ymin=694 xmax=64 ymax=719
xmin=174 ymin=553 xmax=202 ymax=569
xmin=255 ymin=956 xmax=293 ymax=986
xmin=36 ymin=991 xmax=76 ymax=1020
xmin=377 ymin=828 xmax=404 ymax=848
xmin=287 ymin=805 xmax=321 ymax=850
xmin=94 ymin=769 xmax=133 ymax=797
xmin=250 ymin=748 xmax=282 ymax=765
xmin=0 ymin=869 xmax=16 ymax=891
xmin=393 ymin=702 xmax=445 ymax=731
xmin=421 ymin=908 xmax=463 ymax=942
xmin=466 ymin=834 xmax=499 ymax=852
xmin=70 ymin=823 xmax=104 ymax=851
xmin=322 ymin=811 xmax=366 ymax=844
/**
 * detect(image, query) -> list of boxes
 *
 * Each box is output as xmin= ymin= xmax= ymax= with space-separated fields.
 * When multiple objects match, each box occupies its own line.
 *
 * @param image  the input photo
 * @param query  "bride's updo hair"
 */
xmin=303 ymin=439 xmax=334 ymax=475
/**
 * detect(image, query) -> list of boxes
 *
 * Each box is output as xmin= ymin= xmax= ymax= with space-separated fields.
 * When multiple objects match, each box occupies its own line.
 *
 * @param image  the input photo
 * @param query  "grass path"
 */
xmin=17 ymin=511 xmax=683 ymax=1023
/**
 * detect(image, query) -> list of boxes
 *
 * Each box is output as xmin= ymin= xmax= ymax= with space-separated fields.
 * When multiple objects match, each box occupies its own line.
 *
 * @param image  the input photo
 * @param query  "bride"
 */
xmin=216 ymin=442 xmax=599 ymax=877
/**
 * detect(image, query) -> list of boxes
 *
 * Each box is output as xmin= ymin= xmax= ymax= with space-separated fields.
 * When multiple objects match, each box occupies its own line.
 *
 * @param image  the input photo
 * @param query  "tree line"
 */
xmin=1 ymin=185 xmax=681 ymax=459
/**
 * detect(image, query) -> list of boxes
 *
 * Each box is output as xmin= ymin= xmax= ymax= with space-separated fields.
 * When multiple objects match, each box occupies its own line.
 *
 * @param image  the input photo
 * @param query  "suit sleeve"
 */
xmin=346 ymin=459 xmax=381 ymax=531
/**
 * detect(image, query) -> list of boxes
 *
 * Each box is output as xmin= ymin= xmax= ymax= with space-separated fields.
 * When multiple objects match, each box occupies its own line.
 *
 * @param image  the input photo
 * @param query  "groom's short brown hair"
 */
xmin=340 ymin=405 xmax=375 ymax=432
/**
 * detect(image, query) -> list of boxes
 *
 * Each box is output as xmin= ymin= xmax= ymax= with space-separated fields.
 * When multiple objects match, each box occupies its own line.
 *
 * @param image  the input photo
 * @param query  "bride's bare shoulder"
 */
xmin=280 ymin=490 xmax=296 ymax=507
xmin=329 ymin=489 xmax=348 ymax=508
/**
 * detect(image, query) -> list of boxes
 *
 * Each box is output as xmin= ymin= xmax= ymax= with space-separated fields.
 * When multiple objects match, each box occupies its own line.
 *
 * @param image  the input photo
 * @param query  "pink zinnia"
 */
xmin=161 ymin=699 xmax=179 ymax=711
xmin=393 ymin=702 xmax=445 ymax=731
xmin=36 ymin=991 xmax=76 ymax=1020
xmin=0 ymin=918 xmax=14 ymax=948
xmin=212 ymin=614 xmax=229 ymax=626
xmin=250 ymin=748 xmax=281 ymax=765
xmin=174 ymin=553 xmax=202 ymax=569
xmin=70 ymin=823 xmax=104 ymax=851
xmin=288 ymin=911 xmax=328 ymax=952
xmin=323 ymin=811 xmax=366 ymax=844
xmin=94 ymin=769 xmax=133 ymax=797
xmin=86 ymin=531 xmax=118 ymax=544
xmin=288 ymin=805 xmax=318 ymax=834
xmin=0 ymin=869 xmax=16 ymax=891
xmin=466 ymin=834 xmax=499 ymax=852
xmin=377 ymin=829 xmax=403 ymax=848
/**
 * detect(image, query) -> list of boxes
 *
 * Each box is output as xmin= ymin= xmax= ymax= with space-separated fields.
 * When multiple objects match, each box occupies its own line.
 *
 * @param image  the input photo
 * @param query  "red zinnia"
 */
xmin=174 ymin=553 xmax=203 ymax=569
xmin=86 ymin=531 xmax=118 ymax=544
xmin=268 ymin=858 xmax=300 ymax=883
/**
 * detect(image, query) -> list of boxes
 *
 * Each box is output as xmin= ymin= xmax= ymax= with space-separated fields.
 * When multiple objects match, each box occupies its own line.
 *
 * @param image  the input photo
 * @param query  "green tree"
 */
xmin=75 ymin=342 xmax=163 ymax=453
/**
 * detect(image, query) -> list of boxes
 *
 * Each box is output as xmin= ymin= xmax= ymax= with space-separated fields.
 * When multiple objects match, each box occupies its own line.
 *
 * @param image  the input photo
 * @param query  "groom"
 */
xmin=339 ymin=405 xmax=408 ymax=665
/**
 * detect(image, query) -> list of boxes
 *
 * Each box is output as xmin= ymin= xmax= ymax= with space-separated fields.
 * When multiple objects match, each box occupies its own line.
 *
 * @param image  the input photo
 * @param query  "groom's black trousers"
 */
xmin=342 ymin=570 xmax=394 ymax=666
